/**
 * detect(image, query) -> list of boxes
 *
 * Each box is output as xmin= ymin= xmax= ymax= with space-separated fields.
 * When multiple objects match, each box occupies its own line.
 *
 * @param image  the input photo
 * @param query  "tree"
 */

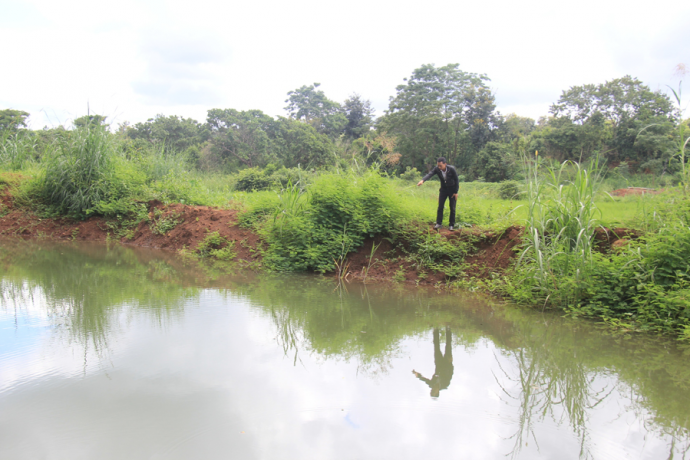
xmin=497 ymin=114 xmax=536 ymax=142
xmin=73 ymin=114 xmax=107 ymax=128
xmin=126 ymin=114 xmax=208 ymax=152
xmin=206 ymin=109 xmax=334 ymax=170
xmin=269 ymin=117 xmax=333 ymax=168
xmin=285 ymin=83 xmax=347 ymax=138
xmin=471 ymin=142 xmax=516 ymax=182
xmin=378 ymin=64 xmax=499 ymax=172
xmin=342 ymin=94 xmax=374 ymax=139
xmin=207 ymin=109 xmax=275 ymax=168
xmin=0 ymin=109 xmax=30 ymax=134
xmin=548 ymin=76 xmax=676 ymax=165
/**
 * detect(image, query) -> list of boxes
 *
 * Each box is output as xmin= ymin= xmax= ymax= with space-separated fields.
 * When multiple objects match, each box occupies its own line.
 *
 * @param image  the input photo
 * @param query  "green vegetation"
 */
xmin=1 ymin=65 xmax=689 ymax=338
xmin=196 ymin=231 xmax=237 ymax=261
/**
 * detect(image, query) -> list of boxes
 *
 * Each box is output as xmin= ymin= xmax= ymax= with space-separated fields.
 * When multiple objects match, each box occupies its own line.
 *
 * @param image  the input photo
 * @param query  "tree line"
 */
xmin=1 ymin=64 xmax=686 ymax=181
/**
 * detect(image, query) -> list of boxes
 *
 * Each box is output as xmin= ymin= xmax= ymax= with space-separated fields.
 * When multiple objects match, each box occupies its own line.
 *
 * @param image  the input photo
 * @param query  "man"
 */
xmin=412 ymin=327 xmax=454 ymax=398
xmin=417 ymin=157 xmax=459 ymax=230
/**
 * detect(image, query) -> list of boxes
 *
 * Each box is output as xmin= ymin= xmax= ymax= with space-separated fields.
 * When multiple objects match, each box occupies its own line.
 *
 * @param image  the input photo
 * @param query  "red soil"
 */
xmin=0 ymin=187 xmax=261 ymax=265
xmin=609 ymin=187 xmax=660 ymax=197
xmin=0 ymin=181 xmax=640 ymax=285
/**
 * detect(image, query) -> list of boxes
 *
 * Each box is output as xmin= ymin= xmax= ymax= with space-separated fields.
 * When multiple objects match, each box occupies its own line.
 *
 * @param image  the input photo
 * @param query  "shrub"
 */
xmin=399 ymin=167 xmax=422 ymax=182
xmin=196 ymin=231 xmax=236 ymax=260
xmin=234 ymin=168 xmax=273 ymax=191
xmin=498 ymin=180 xmax=520 ymax=200
xmin=259 ymin=170 xmax=403 ymax=272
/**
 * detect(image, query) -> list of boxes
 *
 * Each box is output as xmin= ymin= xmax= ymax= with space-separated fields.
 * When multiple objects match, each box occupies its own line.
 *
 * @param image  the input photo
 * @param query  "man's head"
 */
xmin=437 ymin=157 xmax=447 ymax=171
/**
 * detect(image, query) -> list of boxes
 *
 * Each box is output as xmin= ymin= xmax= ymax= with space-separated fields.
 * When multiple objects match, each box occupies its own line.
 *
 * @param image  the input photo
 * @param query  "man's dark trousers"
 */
xmin=437 ymin=188 xmax=456 ymax=227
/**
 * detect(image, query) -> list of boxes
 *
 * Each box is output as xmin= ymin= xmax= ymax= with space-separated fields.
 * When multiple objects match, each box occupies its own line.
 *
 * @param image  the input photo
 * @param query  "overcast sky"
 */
xmin=1 ymin=0 xmax=688 ymax=129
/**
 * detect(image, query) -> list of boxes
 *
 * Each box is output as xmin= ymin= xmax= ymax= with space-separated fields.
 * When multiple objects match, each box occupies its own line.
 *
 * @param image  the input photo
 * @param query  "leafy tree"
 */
xmin=0 ymin=109 xmax=30 ymax=134
xmin=535 ymin=113 xmax=611 ymax=162
xmin=73 ymin=114 xmax=107 ymax=128
xmin=206 ymin=109 xmax=275 ymax=168
xmin=378 ymin=63 xmax=499 ymax=173
xmin=497 ymin=114 xmax=535 ymax=142
xmin=342 ymin=94 xmax=374 ymax=139
xmin=471 ymin=141 xmax=516 ymax=182
xmin=285 ymin=83 xmax=347 ymax=138
xmin=125 ymin=114 xmax=208 ymax=152
xmin=548 ymin=76 xmax=676 ymax=165
xmin=206 ymin=109 xmax=334 ymax=170
xmin=269 ymin=117 xmax=333 ymax=168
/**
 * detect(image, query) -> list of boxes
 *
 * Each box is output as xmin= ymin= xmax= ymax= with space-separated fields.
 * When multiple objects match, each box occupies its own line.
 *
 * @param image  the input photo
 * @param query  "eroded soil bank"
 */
xmin=0 ymin=185 xmax=636 ymax=285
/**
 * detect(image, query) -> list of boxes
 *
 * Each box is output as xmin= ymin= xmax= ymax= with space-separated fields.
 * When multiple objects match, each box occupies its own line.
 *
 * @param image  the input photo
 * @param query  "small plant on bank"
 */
xmin=196 ymin=231 xmax=237 ymax=260
xmin=149 ymin=208 xmax=184 ymax=235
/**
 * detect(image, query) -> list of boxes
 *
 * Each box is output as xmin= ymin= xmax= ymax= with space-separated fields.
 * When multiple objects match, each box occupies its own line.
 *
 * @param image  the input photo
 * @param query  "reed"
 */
xmin=518 ymin=153 xmax=605 ymax=307
xmin=42 ymin=126 xmax=117 ymax=217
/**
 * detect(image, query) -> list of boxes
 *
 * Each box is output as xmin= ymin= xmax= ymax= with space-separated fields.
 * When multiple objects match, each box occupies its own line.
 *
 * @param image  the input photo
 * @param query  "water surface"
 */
xmin=1 ymin=240 xmax=689 ymax=459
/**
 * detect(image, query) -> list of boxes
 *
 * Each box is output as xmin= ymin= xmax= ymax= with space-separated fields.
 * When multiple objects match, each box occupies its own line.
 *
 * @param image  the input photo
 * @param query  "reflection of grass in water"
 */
xmin=2 ymin=241 xmax=690 ymax=454
xmin=0 ymin=241 xmax=200 ymax=365
xmin=246 ymin=276 xmax=690 ymax=455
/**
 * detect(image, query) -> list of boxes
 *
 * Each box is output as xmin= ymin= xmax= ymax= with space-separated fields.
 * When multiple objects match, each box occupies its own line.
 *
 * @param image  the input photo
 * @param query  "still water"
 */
xmin=1 ymin=240 xmax=689 ymax=460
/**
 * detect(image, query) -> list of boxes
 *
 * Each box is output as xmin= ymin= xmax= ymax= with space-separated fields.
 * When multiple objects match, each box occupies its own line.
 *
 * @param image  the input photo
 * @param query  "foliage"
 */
xmin=196 ymin=231 xmax=237 ymax=260
xmin=399 ymin=166 xmax=422 ymax=182
xmin=0 ymin=133 xmax=38 ymax=170
xmin=512 ymin=155 xmax=605 ymax=307
xmin=233 ymin=167 xmax=274 ymax=191
xmin=41 ymin=125 xmax=122 ymax=217
xmin=0 ymin=109 xmax=30 ymax=135
xmin=125 ymin=114 xmax=208 ymax=153
xmin=73 ymin=114 xmax=108 ymax=129
xmin=149 ymin=208 xmax=184 ymax=235
xmin=471 ymin=141 xmax=516 ymax=182
xmin=342 ymin=94 xmax=375 ymax=139
xmin=284 ymin=83 xmax=347 ymax=138
xmin=547 ymin=76 xmax=676 ymax=164
xmin=379 ymin=63 xmax=498 ymax=172
xmin=253 ymin=170 xmax=403 ymax=272
xmin=498 ymin=180 xmax=520 ymax=200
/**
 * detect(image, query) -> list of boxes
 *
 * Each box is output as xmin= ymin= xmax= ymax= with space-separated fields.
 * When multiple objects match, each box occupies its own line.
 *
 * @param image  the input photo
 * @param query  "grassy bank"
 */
xmin=1 ymin=126 xmax=689 ymax=339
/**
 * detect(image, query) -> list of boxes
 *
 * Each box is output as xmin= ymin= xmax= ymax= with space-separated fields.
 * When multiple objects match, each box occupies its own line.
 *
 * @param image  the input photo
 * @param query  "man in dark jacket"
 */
xmin=417 ymin=157 xmax=459 ymax=230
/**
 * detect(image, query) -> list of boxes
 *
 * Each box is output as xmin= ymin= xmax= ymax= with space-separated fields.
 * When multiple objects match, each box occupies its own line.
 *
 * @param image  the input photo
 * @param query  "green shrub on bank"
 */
xmin=255 ymin=170 xmax=404 ymax=272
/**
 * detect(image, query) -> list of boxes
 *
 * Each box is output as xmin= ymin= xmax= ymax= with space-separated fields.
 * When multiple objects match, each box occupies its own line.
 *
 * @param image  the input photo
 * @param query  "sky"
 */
xmin=1 ymin=0 xmax=689 ymax=129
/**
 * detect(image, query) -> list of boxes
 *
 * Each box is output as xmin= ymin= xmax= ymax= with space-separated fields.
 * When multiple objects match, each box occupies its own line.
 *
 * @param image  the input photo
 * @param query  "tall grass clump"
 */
xmin=0 ymin=133 xmax=38 ymax=171
xmin=512 ymin=154 xmax=605 ymax=307
xmin=41 ymin=126 xmax=124 ymax=217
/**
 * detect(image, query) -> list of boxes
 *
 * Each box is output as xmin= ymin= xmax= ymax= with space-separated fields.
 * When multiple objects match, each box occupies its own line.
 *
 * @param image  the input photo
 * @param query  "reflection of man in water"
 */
xmin=412 ymin=327 xmax=454 ymax=398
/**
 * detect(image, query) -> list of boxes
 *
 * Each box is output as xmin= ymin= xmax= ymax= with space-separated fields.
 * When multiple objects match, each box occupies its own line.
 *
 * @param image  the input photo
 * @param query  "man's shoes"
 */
xmin=449 ymin=226 xmax=454 ymax=231
xmin=433 ymin=224 xmax=442 ymax=230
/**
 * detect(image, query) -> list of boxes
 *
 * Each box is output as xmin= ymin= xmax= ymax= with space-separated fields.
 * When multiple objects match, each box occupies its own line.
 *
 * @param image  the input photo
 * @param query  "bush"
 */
xmin=399 ymin=167 xmax=422 ymax=182
xmin=498 ymin=180 xmax=520 ymax=200
xmin=196 ymin=231 xmax=237 ymax=260
xmin=259 ymin=170 xmax=404 ymax=272
xmin=233 ymin=168 xmax=273 ymax=191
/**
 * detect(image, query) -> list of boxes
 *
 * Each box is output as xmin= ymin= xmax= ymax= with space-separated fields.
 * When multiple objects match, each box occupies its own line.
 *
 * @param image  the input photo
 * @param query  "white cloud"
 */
xmin=1 ymin=0 xmax=688 ymax=128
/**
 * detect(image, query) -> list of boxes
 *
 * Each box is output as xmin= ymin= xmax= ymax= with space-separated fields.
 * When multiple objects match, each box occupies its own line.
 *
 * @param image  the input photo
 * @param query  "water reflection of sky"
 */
xmin=1 ymin=284 xmax=687 ymax=460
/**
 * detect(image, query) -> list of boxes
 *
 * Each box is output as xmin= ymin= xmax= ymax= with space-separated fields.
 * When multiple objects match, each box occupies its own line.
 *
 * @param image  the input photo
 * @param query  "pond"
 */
xmin=1 ymin=240 xmax=689 ymax=459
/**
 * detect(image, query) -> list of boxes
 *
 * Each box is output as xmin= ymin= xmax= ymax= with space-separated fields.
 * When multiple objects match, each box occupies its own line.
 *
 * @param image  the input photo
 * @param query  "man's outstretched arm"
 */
xmin=412 ymin=369 xmax=433 ymax=387
xmin=417 ymin=167 xmax=437 ymax=186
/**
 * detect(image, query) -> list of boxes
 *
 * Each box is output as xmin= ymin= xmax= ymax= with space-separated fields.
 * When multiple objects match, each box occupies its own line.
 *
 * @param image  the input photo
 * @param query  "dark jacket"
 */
xmin=422 ymin=165 xmax=459 ymax=194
